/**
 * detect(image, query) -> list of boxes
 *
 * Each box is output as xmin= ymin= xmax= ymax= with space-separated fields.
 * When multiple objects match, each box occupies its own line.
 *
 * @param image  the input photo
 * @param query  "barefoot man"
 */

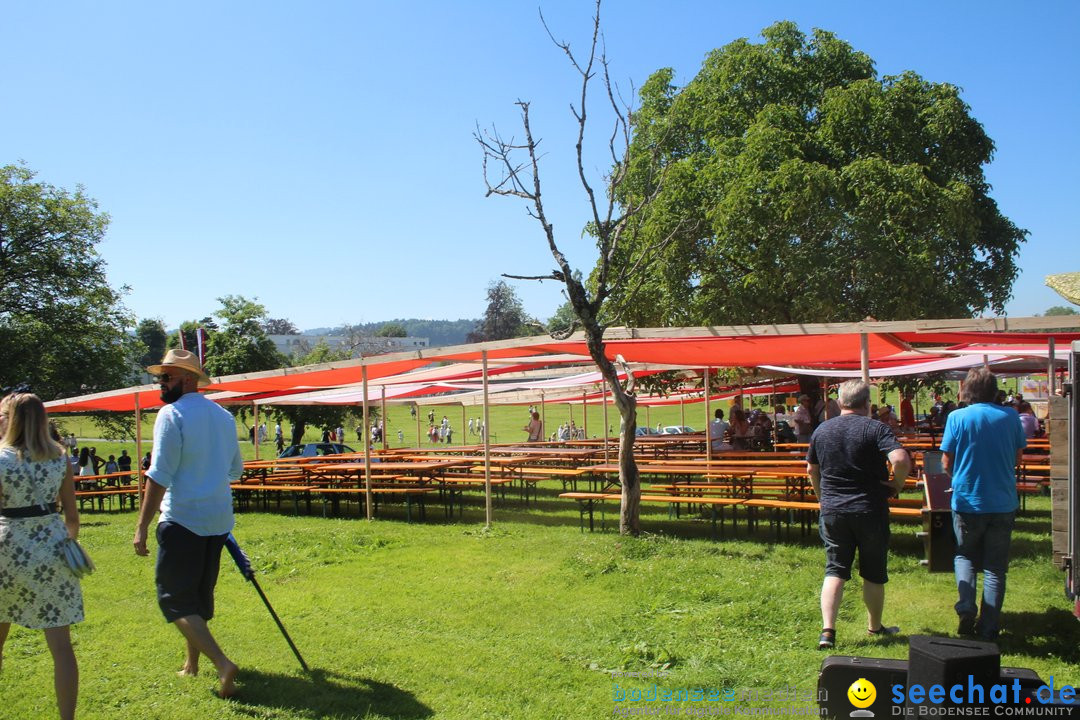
xmin=134 ymin=349 xmax=242 ymax=697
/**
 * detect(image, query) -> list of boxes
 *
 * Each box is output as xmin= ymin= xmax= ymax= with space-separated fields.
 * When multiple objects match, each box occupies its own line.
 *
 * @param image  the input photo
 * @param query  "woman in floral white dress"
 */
xmin=0 ymin=393 xmax=83 ymax=720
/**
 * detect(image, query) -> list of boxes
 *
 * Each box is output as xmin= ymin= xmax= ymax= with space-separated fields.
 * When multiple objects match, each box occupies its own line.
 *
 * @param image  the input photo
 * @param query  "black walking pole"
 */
xmin=224 ymin=533 xmax=310 ymax=672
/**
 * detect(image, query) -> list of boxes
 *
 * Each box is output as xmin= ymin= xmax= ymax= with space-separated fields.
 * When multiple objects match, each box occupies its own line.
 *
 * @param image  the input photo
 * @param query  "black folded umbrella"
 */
xmin=224 ymin=533 xmax=309 ymax=672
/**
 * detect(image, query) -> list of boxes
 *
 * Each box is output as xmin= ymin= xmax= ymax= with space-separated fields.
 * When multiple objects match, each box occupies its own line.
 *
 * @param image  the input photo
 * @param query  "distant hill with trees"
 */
xmin=305 ymin=319 xmax=478 ymax=348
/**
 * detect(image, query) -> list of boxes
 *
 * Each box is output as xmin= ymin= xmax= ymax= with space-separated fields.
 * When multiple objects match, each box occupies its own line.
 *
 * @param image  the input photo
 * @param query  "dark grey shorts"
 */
xmin=155 ymin=521 xmax=227 ymax=623
xmin=819 ymin=511 xmax=890 ymax=584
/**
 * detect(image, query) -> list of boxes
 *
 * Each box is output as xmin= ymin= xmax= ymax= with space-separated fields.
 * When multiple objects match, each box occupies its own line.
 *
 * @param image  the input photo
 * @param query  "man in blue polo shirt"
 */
xmin=133 ymin=349 xmax=242 ymax=698
xmin=941 ymin=367 xmax=1026 ymax=640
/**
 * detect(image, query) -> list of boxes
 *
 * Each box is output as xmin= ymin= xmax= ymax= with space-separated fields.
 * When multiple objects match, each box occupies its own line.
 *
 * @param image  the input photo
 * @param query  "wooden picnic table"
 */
xmin=308 ymin=459 xmax=471 ymax=487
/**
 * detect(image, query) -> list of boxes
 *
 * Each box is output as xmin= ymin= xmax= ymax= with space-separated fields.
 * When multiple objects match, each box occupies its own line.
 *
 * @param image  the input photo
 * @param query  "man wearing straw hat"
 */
xmin=133 ymin=349 xmax=242 ymax=698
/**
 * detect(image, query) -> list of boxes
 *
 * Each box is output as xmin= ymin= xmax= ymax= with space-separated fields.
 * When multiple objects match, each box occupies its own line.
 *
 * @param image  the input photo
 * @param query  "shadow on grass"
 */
xmin=998 ymin=607 xmax=1080 ymax=663
xmin=230 ymin=668 xmax=433 ymax=720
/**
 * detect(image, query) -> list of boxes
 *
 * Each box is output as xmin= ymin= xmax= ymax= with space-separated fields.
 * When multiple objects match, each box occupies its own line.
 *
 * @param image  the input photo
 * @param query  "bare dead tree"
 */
xmin=476 ymin=0 xmax=674 ymax=534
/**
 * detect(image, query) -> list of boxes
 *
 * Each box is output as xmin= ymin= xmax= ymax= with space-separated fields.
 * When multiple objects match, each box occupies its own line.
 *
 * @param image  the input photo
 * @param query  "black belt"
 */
xmin=1 ymin=503 xmax=58 ymax=518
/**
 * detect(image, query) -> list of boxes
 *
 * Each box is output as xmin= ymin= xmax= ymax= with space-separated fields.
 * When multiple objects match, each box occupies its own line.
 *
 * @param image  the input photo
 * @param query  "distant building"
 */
xmin=268 ymin=333 xmax=429 ymax=359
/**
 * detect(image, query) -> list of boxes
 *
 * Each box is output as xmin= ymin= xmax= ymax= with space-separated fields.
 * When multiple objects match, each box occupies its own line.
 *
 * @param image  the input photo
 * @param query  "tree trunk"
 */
xmin=617 ymin=395 xmax=640 ymax=535
xmin=291 ymin=421 xmax=305 ymax=446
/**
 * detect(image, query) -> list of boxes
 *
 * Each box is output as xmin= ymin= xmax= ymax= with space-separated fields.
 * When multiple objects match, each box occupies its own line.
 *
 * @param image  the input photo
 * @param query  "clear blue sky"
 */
xmin=3 ymin=1 xmax=1076 ymax=331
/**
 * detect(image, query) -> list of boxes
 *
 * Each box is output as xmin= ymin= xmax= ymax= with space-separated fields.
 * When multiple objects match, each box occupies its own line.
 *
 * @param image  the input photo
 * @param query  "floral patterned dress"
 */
xmin=0 ymin=448 xmax=84 ymax=628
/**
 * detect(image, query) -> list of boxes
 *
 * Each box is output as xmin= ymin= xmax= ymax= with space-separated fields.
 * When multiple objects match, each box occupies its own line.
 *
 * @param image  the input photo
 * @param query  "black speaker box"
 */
xmin=906 ymin=635 xmax=1000 ymax=709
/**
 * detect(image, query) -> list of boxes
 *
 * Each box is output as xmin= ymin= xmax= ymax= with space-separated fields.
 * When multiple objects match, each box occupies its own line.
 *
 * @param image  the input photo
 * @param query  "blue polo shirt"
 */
xmin=940 ymin=402 xmax=1026 ymax=514
xmin=148 ymin=392 xmax=243 ymax=536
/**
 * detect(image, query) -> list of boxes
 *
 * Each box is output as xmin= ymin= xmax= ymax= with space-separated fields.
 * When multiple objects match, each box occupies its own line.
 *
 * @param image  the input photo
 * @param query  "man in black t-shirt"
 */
xmin=807 ymin=380 xmax=911 ymax=650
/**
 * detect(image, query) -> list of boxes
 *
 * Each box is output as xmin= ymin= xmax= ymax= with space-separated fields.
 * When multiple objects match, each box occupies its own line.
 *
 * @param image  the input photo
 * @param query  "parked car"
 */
xmin=277 ymin=442 xmax=355 ymax=459
xmin=635 ymin=426 xmax=659 ymax=436
xmin=661 ymin=425 xmax=696 ymax=434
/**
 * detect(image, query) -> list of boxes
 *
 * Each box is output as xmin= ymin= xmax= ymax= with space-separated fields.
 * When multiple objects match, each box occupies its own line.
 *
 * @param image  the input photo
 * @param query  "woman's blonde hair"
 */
xmin=0 ymin=393 xmax=64 ymax=462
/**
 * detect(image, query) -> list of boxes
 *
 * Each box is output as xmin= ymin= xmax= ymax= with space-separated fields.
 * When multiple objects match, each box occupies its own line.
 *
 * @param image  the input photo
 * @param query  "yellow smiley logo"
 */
xmin=847 ymin=678 xmax=876 ymax=708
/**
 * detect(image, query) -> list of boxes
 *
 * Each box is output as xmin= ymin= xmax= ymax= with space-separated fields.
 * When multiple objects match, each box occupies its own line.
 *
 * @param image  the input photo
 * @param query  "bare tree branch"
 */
xmin=502 ymin=272 xmax=563 ymax=282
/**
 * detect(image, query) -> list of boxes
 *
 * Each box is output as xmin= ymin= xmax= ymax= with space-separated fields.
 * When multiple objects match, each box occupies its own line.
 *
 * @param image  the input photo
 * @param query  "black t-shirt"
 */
xmin=806 ymin=414 xmax=902 ymax=514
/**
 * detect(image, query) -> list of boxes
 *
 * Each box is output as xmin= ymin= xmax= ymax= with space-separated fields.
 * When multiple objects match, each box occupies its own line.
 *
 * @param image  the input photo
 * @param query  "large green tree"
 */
xmin=135 ymin=318 xmax=167 ymax=368
xmin=266 ymin=340 xmax=361 ymax=447
xmin=0 ymin=164 xmax=138 ymax=398
xmin=466 ymin=280 xmax=539 ymax=343
xmin=203 ymin=296 xmax=285 ymax=377
xmin=610 ymin=22 xmax=1026 ymax=327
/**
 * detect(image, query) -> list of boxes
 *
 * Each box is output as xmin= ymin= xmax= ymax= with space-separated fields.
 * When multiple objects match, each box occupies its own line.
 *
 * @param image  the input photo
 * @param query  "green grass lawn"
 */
xmin=2 ymin=495 xmax=1076 ymax=719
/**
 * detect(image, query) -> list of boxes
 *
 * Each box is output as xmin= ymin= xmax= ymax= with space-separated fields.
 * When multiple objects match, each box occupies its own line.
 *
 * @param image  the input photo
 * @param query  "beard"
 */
xmin=160 ymin=383 xmax=185 ymax=404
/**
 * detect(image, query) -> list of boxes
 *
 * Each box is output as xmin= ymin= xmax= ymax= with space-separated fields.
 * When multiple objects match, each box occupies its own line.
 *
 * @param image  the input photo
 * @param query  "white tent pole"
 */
xmin=253 ymin=403 xmax=260 ymax=460
xmin=482 ymin=351 xmax=492 ymax=528
xmin=415 ymin=403 xmax=421 ymax=448
xmin=362 ymin=365 xmax=372 ymax=520
xmin=680 ymin=397 xmax=685 ymax=429
xmin=460 ymin=403 xmax=467 ymax=448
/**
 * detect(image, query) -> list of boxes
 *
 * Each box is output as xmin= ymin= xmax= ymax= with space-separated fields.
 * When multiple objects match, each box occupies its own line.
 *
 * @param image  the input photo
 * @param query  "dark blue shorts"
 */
xmin=819 ymin=511 xmax=890 ymax=584
xmin=155 ymin=521 xmax=228 ymax=623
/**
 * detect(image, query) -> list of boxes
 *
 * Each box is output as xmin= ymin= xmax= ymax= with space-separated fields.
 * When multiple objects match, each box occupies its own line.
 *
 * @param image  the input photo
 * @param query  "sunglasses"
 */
xmin=156 ymin=374 xmax=176 ymax=384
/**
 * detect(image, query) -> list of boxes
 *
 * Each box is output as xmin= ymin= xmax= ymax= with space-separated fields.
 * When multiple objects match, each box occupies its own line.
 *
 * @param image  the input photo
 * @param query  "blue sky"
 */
xmin=3 ymin=1 xmax=1076 ymax=331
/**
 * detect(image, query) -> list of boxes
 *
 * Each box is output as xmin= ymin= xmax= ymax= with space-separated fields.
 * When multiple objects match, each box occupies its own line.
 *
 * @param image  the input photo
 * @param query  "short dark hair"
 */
xmin=962 ymin=368 xmax=998 ymax=404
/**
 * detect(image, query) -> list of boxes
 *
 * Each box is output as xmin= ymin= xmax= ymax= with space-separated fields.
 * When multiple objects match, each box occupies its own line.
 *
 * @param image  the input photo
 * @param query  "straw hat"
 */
xmin=146 ymin=349 xmax=212 ymax=387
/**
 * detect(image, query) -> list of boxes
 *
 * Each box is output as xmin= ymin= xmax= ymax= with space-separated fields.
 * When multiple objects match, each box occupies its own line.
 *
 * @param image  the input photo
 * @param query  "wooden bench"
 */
xmin=437 ymin=475 xmax=515 ymax=516
xmin=231 ymin=484 xmax=314 ymax=514
xmin=312 ymin=486 xmax=435 ymax=521
xmin=561 ymin=490 xmax=926 ymax=540
xmin=75 ymin=486 xmax=138 ymax=511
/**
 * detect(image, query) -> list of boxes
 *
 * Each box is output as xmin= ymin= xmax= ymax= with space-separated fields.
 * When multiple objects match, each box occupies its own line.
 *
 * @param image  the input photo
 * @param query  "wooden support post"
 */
xmin=482 ymin=351 xmax=492 ymax=528
xmin=602 ymin=380 xmax=609 ymax=463
xmin=705 ymin=368 xmax=712 ymax=466
xmin=362 ymin=366 xmax=372 ymax=520
xmin=380 ymin=386 xmax=387 ymax=451
xmin=860 ymin=333 xmax=870 ymax=385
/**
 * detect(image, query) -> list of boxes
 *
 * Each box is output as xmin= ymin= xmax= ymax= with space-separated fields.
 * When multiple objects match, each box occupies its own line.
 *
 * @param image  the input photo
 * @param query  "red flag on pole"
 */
xmin=197 ymin=328 xmax=207 ymax=367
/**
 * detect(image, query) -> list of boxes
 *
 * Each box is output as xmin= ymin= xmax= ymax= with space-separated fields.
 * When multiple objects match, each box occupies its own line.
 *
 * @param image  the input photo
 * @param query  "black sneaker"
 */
xmin=818 ymin=629 xmax=836 ymax=650
xmin=868 ymin=625 xmax=900 ymax=637
xmin=957 ymin=614 xmax=976 ymax=636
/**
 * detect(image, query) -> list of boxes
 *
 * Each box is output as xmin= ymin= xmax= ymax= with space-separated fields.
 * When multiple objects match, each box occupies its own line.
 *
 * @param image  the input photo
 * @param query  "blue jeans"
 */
xmin=953 ymin=511 xmax=1015 ymax=639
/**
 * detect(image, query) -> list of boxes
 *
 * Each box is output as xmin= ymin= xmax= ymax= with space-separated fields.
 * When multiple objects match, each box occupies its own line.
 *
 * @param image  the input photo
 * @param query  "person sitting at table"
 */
xmin=104 ymin=454 xmax=119 ymax=475
xmin=729 ymin=407 xmax=752 ymax=450
xmin=1017 ymin=402 xmax=1040 ymax=439
xmin=709 ymin=409 xmax=732 ymax=452
xmin=877 ymin=405 xmax=899 ymax=431
xmin=793 ymin=395 xmax=814 ymax=443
